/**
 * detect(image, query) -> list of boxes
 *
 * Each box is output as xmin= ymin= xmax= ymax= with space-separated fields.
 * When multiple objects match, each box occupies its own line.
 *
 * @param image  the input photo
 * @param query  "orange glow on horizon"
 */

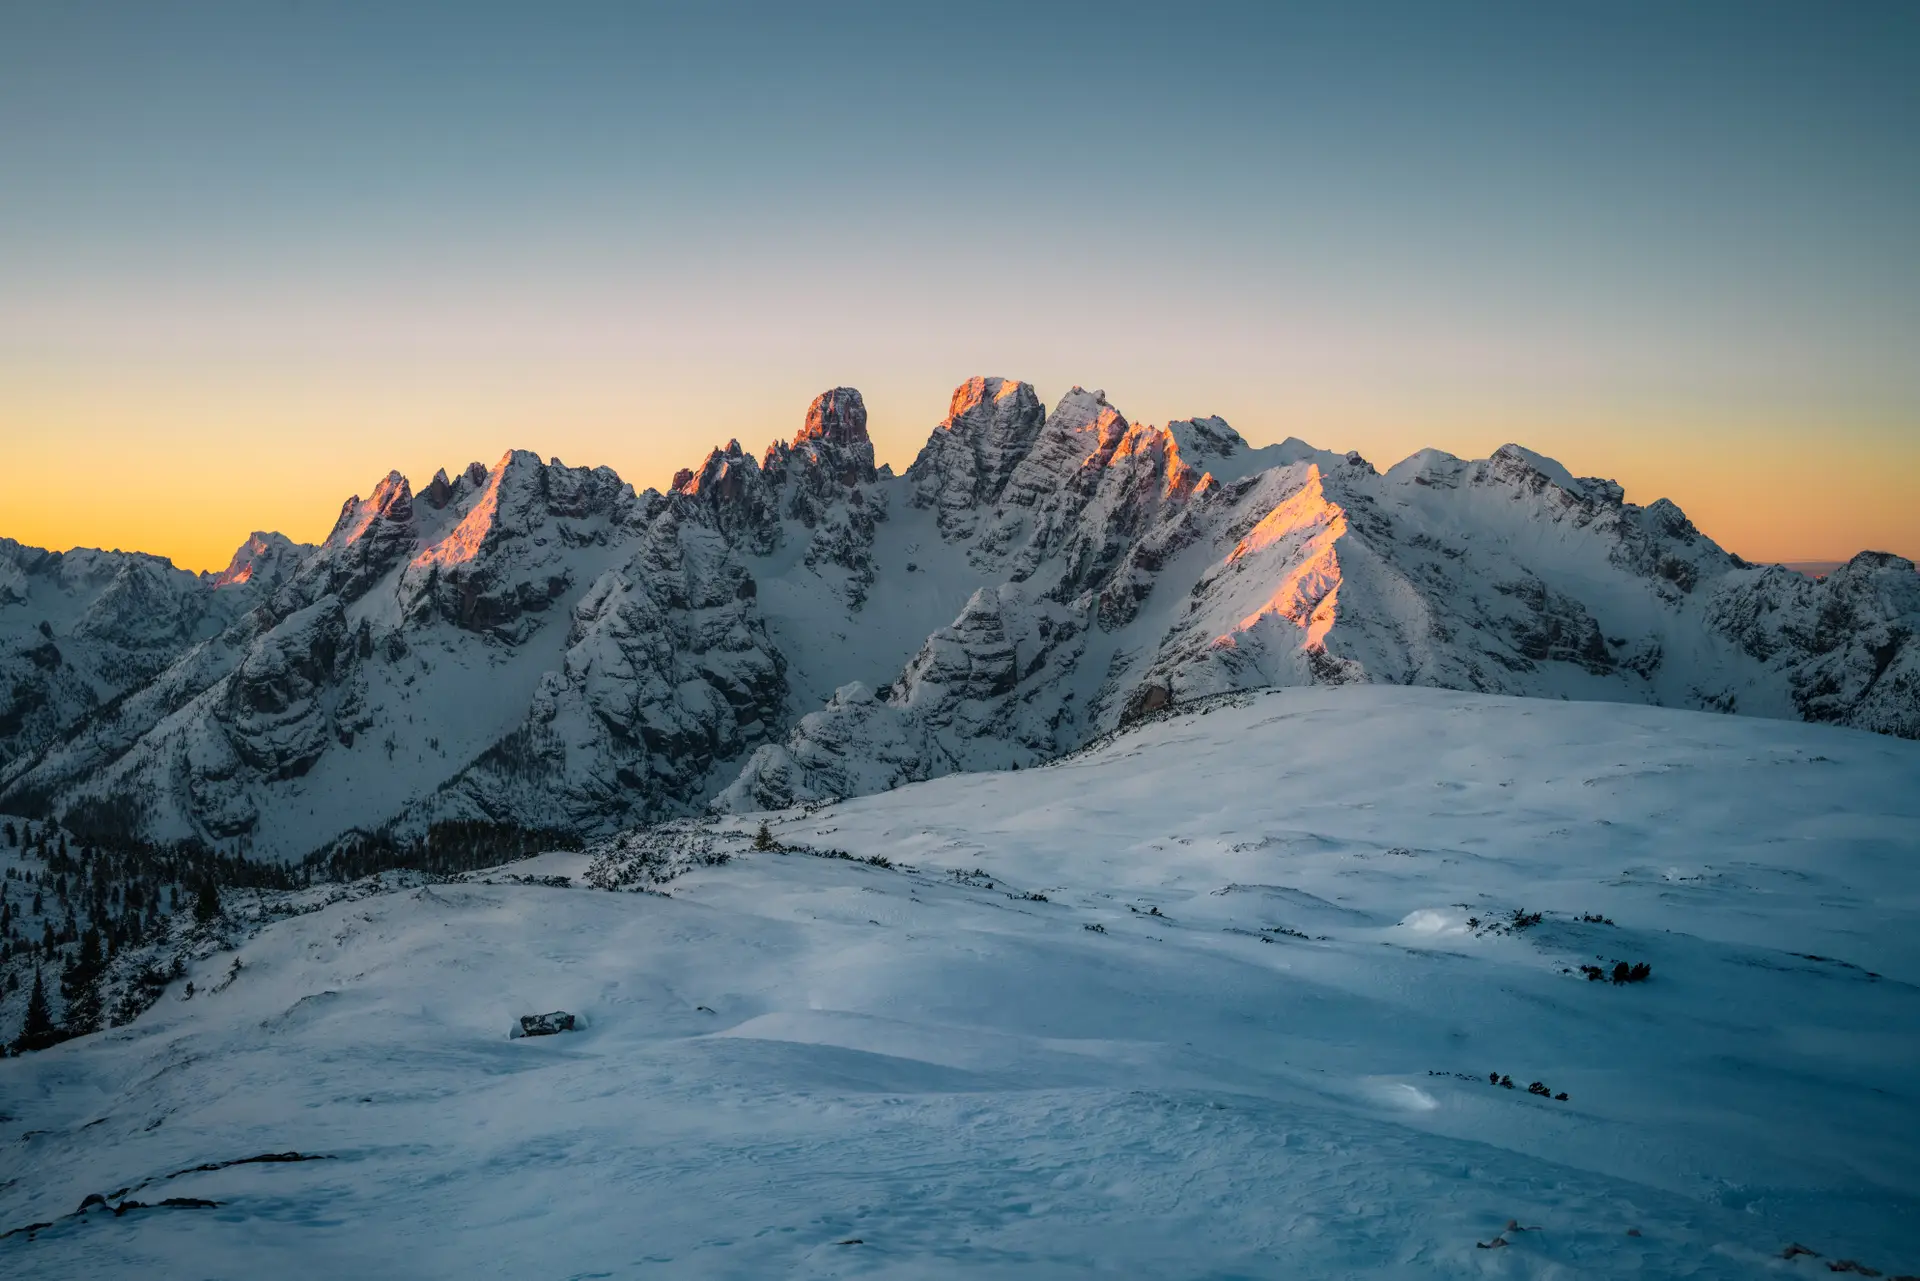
xmin=0 ymin=370 xmax=1913 ymax=574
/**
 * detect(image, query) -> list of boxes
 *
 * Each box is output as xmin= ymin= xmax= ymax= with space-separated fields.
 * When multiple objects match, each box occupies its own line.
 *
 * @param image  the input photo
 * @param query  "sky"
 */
xmin=1 ymin=1 xmax=1915 ymax=571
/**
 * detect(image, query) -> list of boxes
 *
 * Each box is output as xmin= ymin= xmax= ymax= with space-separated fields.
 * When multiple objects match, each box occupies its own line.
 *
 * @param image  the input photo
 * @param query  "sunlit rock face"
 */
xmin=301 ymin=471 xmax=418 ymax=601
xmin=794 ymin=386 xmax=873 ymax=461
xmin=672 ymin=440 xmax=782 ymax=554
xmin=210 ymin=532 xmax=308 ymax=594
xmin=906 ymin=377 xmax=1048 ymax=540
xmin=5 ymin=376 xmax=1918 ymax=850
xmin=399 ymin=451 xmax=635 ymax=640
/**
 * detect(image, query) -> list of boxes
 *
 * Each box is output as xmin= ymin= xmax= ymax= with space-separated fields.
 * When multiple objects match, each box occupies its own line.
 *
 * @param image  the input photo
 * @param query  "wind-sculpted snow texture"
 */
xmin=3 ymin=690 xmax=1918 ymax=1277
xmin=4 ymin=379 xmax=1918 ymax=849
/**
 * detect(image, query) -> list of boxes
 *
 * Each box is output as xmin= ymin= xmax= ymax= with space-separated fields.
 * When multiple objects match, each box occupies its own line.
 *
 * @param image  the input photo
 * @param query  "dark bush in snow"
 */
xmin=512 ymin=1011 xmax=577 ymax=1038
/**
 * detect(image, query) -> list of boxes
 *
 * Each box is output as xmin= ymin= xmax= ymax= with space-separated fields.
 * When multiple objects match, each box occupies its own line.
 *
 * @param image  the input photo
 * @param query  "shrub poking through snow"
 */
xmin=583 ymin=821 xmax=738 ymax=890
xmin=1487 ymin=1072 xmax=1568 ymax=1101
xmin=1581 ymin=961 xmax=1651 ymax=984
xmin=1466 ymin=908 xmax=1545 ymax=937
xmin=752 ymin=821 xmax=777 ymax=852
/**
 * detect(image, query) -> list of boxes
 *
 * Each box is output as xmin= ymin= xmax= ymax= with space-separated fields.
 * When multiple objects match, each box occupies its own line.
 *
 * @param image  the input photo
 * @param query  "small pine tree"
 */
xmin=17 ymin=967 xmax=57 ymax=1052
xmin=753 ymin=821 xmax=776 ymax=852
xmin=193 ymin=879 xmax=221 ymax=925
xmin=3 ymin=821 xmax=15 ymax=847
xmin=61 ymin=926 xmax=104 ymax=1036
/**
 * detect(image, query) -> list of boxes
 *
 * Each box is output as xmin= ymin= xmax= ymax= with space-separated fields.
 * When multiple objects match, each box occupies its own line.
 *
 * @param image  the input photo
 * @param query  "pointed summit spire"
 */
xmin=796 ymin=387 xmax=868 ymax=450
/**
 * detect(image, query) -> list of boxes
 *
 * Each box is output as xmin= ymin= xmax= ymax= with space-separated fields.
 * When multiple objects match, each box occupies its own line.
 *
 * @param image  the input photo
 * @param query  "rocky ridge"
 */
xmin=2 ymin=380 xmax=1914 ymax=848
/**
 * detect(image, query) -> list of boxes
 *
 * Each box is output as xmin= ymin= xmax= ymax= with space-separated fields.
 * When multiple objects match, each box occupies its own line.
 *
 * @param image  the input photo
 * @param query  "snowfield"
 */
xmin=3 ymin=687 xmax=1918 ymax=1278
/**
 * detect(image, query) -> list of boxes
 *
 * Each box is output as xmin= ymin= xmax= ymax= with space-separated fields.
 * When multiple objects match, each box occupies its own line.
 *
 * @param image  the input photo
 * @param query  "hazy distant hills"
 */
xmin=3 ymin=379 xmax=1916 ymax=856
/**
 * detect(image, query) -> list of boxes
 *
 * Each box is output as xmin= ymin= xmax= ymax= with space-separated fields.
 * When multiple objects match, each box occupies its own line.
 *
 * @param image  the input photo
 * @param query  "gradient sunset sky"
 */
xmin=3 ymin=2 xmax=1915 ymax=572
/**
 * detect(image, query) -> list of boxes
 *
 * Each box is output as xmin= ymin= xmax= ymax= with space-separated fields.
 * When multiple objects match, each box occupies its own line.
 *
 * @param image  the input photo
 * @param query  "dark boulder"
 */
xmin=513 ymin=1011 xmax=577 ymax=1038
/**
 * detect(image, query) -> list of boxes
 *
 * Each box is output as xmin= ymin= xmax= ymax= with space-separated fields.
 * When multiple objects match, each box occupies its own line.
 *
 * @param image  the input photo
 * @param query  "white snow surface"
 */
xmin=3 ymin=687 xmax=1917 ymax=1277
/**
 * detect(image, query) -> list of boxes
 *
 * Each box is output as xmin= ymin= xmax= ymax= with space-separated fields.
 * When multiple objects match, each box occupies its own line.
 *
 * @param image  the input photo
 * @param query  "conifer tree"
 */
xmin=194 ymin=878 xmax=222 ymax=925
xmin=61 ymin=926 xmax=104 ymax=1035
xmin=17 ymin=967 xmax=56 ymax=1052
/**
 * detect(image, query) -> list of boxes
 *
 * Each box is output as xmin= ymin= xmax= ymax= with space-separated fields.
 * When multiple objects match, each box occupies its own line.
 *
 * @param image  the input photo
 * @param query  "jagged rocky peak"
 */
xmin=293 ymin=468 xmax=421 ymax=600
xmin=907 ymin=377 xmax=1048 ymax=537
xmin=1162 ymin=415 xmax=1245 ymax=464
xmin=396 ymin=449 xmax=634 ymax=638
xmin=660 ymin=386 xmax=892 ymax=562
xmin=1485 ymin=442 xmax=1586 ymax=493
xmin=1393 ymin=443 xmax=1594 ymax=501
xmin=675 ymin=439 xmax=757 ymax=498
xmin=418 ymin=460 xmax=496 ymax=514
xmin=1474 ymin=445 xmax=1647 ymax=525
xmin=731 ymin=388 xmax=889 ymax=604
xmin=781 ymin=386 xmax=877 ymax=486
xmin=328 ymin=470 xmax=415 ymax=546
xmin=422 ymin=468 xmax=455 ymax=509
xmin=210 ymin=531 xmax=307 ymax=592
xmin=796 ymin=385 xmax=870 ymax=450
xmin=994 ymin=387 xmax=1127 ymax=510
xmin=671 ymin=440 xmax=782 ymax=554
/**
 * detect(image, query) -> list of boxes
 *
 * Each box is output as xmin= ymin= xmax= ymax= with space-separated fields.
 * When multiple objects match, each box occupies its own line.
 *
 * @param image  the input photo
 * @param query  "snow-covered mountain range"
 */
xmin=3 ymin=378 xmax=1916 ymax=855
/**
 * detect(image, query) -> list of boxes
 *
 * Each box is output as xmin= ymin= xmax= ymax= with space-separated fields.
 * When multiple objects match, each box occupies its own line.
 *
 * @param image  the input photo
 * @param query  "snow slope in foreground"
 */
xmin=2 ymin=687 xmax=1918 ymax=1279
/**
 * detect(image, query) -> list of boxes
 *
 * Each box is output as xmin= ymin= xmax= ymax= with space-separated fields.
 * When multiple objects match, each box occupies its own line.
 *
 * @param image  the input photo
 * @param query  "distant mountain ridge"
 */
xmin=3 ymin=378 xmax=1915 ymax=854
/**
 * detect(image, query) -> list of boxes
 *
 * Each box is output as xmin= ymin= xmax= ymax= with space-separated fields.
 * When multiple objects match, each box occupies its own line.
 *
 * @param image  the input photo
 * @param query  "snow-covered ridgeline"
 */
xmin=2 ymin=381 xmax=1916 ymax=853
